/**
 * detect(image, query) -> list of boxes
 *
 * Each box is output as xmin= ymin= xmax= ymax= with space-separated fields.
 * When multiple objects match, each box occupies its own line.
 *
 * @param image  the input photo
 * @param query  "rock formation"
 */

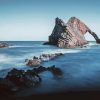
xmin=0 ymin=68 xmax=42 ymax=93
xmin=6 ymin=68 xmax=41 ymax=88
xmin=25 ymin=53 xmax=63 ymax=67
xmin=44 ymin=17 xmax=100 ymax=48
xmin=0 ymin=42 xmax=9 ymax=48
xmin=33 ymin=65 xmax=63 ymax=76
xmin=0 ymin=65 xmax=62 ymax=93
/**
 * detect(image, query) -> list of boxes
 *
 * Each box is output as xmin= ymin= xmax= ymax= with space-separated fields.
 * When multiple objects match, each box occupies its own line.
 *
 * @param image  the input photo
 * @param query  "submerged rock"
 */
xmin=32 ymin=65 xmax=63 ymax=76
xmin=0 ymin=42 xmax=9 ymax=48
xmin=47 ymin=65 xmax=63 ymax=76
xmin=44 ymin=17 xmax=100 ymax=48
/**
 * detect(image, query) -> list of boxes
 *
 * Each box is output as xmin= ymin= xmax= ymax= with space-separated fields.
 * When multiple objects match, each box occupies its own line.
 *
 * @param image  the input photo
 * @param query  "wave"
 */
xmin=0 ymin=56 xmax=26 ymax=65
xmin=40 ymin=49 xmax=81 ymax=55
xmin=0 ymin=54 xmax=25 ymax=69
xmin=87 ymin=42 xmax=97 ymax=46
xmin=9 ymin=45 xmax=35 ymax=48
xmin=0 ymin=54 xmax=12 ymax=63
xmin=81 ymin=42 xmax=100 ymax=50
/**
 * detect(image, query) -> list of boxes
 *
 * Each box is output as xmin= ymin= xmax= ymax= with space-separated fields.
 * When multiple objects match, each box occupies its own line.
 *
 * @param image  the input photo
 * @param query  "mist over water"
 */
xmin=0 ymin=41 xmax=100 ymax=95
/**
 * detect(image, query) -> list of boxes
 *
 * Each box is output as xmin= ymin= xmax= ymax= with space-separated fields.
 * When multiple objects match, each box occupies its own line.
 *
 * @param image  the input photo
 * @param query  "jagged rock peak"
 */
xmin=55 ymin=17 xmax=66 ymax=26
xmin=67 ymin=17 xmax=90 ymax=34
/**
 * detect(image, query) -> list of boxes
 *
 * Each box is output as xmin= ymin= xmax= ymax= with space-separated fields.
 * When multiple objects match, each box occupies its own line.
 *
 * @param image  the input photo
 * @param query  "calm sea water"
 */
xmin=0 ymin=41 xmax=100 ymax=96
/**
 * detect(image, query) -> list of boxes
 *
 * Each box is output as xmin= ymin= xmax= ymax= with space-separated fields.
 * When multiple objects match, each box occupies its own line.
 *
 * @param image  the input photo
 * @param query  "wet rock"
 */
xmin=6 ymin=68 xmax=41 ymax=87
xmin=32 ymin=65 xmax=63 ymax=76
xmin=0 ymin=42 xmax=9 ymax=48
xmin=0 ymin=68 xmax=42 ymax=95
xmin=26 ymin=53 xmax=63 ymax=67
xmin=32 ymin=66 xmax=47 ymax=74
xmin=44 ymin=17 xmax=100 ymax=48
xmin=47 ymin=65 xmax=63 ymax=76
xmin=25 ymin=59 xmax=41 ymax=67
xmin=40 ymin=53 xmax=63 ymax=61
xmin=24 ymin=70 xmax=42 ymax=87
xmin=0 ymin=65 xmax=62 ymax=95
xmin=6 ymin=68 xmax=25 ymax=87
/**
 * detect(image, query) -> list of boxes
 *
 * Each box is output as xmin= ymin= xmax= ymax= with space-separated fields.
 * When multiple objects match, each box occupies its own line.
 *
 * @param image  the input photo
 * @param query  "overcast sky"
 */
xmin=0 ymin=0 xmax=100 ymax=41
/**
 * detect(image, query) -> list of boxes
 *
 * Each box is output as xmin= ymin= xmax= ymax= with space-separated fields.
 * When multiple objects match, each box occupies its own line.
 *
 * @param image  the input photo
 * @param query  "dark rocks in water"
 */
xmin=25 ymin=59 xmax=41 ymax=67
xmin=0 ymin=65 xmax=62 ymax=94
xmin=6 ymin=68 xmax=25 ymax=87
xmin=0 ymin=68 xmax=41 ymax=95
xmin=0 ymin=68 xmax=42 ymax=93
xmin=0 ymin=42 xmax=9 ymax=48
xmin=24 ymin=70 xmax=42 ymax=87
xmin=32 ymin=66 xmax=47 ymax=74
xmin=44 ymin=17 xmax=100 ymax=48
xmin=25 ymin=53 xmax=63 ymax=67
xmin=47 ymin=65 xmax=63 ymax=76
xmin=6 ymin=68 xmax=41 ymax=87
xmin=32 ymin=65 xmax=63 ymax=76
xmin=40 ymin=53 xmax=63 ymax=61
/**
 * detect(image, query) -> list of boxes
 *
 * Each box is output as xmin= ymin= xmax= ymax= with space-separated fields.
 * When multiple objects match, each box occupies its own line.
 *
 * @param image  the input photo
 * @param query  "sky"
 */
xmin=0 ymin=0 xmax=100 ymax=41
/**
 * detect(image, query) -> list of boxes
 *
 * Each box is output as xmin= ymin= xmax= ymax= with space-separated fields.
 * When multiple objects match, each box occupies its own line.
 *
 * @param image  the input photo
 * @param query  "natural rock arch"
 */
xmin=45 ymin=17 xmax=100 ymax=48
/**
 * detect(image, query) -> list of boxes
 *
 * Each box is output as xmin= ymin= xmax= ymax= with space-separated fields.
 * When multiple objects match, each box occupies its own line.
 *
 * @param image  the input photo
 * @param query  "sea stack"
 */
xmin=44 ymin=17 xmax=100 ymax=48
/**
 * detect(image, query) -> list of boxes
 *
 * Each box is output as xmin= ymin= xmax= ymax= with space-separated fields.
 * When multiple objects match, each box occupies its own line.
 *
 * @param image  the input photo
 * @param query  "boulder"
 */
xmin=44 ymin=17 xmax=100 ymax=48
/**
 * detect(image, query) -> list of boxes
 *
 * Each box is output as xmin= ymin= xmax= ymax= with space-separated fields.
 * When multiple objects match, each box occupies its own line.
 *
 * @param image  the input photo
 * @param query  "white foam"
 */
xmin=87 ymin=42 xmax=96 ymax=46
xmin=0 ymin=54 xmax=12 ymax=63
xmin=41 ymin=49 xmax=81 ymax=55
xmin=0 ymin=54 xmax=25 ymax=64
xmin=9 ymin=45 xmax=34 ymax=48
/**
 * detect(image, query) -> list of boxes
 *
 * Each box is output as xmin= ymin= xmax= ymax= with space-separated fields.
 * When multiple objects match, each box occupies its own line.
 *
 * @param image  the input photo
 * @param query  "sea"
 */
xmin=0 ymin=41 xmax=100 ymax=96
